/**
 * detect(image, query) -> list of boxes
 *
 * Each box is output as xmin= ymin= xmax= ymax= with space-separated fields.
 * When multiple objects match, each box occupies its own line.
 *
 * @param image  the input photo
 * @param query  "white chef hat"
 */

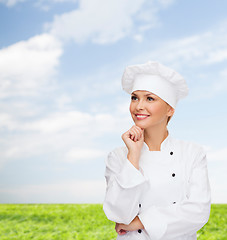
xmin=121 ymin=61 xmax=189 ymax=108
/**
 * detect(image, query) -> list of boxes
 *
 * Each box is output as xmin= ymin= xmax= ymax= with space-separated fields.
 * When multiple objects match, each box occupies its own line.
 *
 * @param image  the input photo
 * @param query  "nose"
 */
xmin=136 ymin=100 xmax=145 ymax=110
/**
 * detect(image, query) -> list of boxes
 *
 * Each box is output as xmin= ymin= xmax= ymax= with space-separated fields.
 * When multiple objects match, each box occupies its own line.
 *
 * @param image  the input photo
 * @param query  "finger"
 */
xmin=116 ymin=224 xmax=127 ymax=235
xmin=129 ymin=129 xmax=139 ymax=141
xmin=134 ymin=125 xmax=144 ymax=136
xmin=131 ymin=126 xmax=143 ymax=141
xmin=137 ymin=128 xmax=144 ymax=141
xmin=123 ymin=130 xmax=135 ymax=142
xmin=133 ymin=127 xmax=142 ymax=140
xmin=119 ymin=229 xmax=127 ymax=235
xmin=128 ymin=128 xmax=136 ymax=141
xmin=136 ymin=126 xmax=145 ymax=140
xmin=115 ymin=223 xmax=122 ymax=232
xmin=122 ymin=126 xmax=142 ymax=142
xmin=122 ymin=130 xmax=133 ymax=142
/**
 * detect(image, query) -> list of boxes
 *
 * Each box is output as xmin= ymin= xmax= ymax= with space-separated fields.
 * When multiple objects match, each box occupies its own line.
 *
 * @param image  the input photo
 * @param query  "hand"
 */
xmin=115 ymin=216 xmax=144 ymax=235
xmin=122 ymin=125 xmax=144 ymax=169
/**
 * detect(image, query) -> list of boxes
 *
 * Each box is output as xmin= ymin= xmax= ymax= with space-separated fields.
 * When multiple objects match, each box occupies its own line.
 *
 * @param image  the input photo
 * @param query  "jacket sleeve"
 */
xmin=138 ymin=147 xmax=211 ymax=240
xmin=103 ymin=148 xmax=148 ymax=225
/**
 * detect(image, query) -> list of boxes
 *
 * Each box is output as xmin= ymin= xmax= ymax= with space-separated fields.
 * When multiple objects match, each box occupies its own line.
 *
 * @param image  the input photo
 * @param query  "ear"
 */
xmin=167 ymin=106 xmax=175 ymax=117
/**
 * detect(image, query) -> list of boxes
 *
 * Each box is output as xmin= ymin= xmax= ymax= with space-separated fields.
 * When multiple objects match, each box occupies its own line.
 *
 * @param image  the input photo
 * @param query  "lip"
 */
xmin=135 ymin=114 xmax=150 ymax=120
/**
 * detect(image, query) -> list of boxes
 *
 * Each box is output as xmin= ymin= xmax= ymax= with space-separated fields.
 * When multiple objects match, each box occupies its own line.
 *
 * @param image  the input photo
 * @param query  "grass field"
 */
xmin=0 ymin=204 xmax=226 ymax=239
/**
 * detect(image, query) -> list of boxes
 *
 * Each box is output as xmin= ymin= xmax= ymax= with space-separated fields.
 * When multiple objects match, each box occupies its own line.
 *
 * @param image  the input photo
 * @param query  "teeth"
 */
xmin=136 ymin=115 xmax=148 ymax=119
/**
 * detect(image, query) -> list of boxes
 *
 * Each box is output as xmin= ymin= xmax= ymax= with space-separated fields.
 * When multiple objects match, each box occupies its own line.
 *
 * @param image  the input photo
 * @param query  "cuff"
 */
xmin=115 ymin=159 xmax=146 ymax=188
xmin=139 ymin=206 xmax=167 ymax=240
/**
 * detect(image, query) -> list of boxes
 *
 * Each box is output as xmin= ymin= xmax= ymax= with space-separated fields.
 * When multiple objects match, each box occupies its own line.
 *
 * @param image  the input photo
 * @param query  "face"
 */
xmin=129 ymin=90 xmax=174 ymax=130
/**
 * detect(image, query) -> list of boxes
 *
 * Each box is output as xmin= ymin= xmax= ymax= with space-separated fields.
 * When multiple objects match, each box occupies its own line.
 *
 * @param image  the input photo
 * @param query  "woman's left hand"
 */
xmin=115 ymin=216 xmax=144 ymax=235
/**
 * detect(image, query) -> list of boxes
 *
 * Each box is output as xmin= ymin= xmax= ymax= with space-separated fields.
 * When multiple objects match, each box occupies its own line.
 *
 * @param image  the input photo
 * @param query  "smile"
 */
xmin=135 ymin=114 xmax=150 ymax=120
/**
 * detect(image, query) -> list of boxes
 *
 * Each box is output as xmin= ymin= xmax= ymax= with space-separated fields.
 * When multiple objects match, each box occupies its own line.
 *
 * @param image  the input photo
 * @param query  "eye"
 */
xmin=131 ymin=96 xmax=138 ymax=101
xmin=147 ymin=96 xmax=154 ymax=101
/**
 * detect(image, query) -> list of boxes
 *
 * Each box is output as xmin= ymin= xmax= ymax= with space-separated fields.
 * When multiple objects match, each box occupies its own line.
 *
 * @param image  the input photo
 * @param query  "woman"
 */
xmin=103 ymin=61 xmax=211 ymax=240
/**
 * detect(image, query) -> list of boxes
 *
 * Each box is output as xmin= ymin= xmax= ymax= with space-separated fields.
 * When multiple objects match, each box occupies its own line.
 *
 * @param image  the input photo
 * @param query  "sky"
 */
xmin=0 ymin=0 xmax=226 ymax=204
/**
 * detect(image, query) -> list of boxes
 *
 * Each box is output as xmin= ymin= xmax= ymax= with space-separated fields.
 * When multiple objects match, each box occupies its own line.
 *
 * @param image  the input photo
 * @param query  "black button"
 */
xmin=138 ymin=229 xmax=142 ymax=233
xmin=170 ymin=151 xmax=173 ymax=155
xmin=172 ymin=173 xmax=175 ymax=177
xmin=173 ymin=202 xmax=176 ymax=204
xmin=139 ymin=204 xmax=141 ymax=208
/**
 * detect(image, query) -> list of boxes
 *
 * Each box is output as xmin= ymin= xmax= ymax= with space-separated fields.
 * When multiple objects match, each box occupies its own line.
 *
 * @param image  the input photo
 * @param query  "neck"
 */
xmin=144 ymin=125 xmax=168 ymax=151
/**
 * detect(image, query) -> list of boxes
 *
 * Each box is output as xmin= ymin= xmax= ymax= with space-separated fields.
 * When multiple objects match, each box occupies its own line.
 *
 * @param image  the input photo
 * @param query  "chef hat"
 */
xmin=121 ymin=61 xmax=189 ymax=108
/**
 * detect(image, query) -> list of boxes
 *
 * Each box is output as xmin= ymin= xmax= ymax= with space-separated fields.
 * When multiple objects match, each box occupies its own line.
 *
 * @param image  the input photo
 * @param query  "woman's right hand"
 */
xmin=121 ymin=125 xmax=144 ymax=169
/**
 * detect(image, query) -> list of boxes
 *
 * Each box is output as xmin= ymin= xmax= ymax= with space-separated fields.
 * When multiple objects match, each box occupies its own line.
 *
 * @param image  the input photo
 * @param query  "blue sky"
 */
xmin=0 ymin=0 xmax=226 ymax=203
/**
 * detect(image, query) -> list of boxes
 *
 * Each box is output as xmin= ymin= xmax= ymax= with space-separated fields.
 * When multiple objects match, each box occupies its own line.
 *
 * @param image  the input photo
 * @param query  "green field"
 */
xmin=0 ymin=204 xmax=226 ymax=239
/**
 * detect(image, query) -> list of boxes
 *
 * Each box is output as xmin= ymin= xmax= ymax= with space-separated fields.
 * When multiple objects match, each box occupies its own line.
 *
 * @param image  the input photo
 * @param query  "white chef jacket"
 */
xmin=103 ymin=135 xmax=211 ymax=240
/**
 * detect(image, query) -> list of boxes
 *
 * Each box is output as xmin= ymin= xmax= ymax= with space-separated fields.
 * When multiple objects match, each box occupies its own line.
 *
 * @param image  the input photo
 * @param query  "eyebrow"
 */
xmin=131 ymin=92 xmax=155 ymax=96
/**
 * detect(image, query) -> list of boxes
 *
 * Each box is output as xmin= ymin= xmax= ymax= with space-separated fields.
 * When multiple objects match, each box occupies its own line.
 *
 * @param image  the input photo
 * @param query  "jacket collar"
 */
xmin=142 ymin=133 xmax=172 ymax=152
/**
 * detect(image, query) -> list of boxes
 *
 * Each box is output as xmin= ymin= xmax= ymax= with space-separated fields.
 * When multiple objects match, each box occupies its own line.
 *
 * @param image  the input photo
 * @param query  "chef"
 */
xmin=103 ymin=61 xmax=211 ymax=240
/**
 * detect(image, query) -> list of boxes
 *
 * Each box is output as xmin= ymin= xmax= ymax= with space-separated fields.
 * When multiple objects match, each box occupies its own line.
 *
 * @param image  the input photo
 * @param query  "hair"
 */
xmin=166 ymin=103 xmax=174 ymax=125
xmin=167 ymin=116 xmax=172 ymax=124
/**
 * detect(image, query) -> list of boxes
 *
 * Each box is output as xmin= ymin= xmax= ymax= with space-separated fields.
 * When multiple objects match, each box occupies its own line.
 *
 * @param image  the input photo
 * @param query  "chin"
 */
xmin=134 ymin=121 xmax=148 ymax=129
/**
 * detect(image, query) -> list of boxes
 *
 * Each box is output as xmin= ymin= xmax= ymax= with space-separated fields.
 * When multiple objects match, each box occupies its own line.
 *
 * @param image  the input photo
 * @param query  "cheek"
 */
xmin=148 ymin=103 xmax=168 ymax=116
xmin=129 ymin=103 xmax=134 ymax=114
xmin=147 ymin=104 xmax=159 ymax=114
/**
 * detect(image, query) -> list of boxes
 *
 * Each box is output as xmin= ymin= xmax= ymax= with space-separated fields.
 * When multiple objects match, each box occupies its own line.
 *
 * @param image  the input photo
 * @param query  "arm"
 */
xmin=103 ymin=126 xmax=147 ymax=225
xmin=115 ymin=216 xmax=144 ymax=235
xmin=138 ymin=148 xmax=211 ymax=240
xmin=103 ymin=149 xmax=148 ymax=225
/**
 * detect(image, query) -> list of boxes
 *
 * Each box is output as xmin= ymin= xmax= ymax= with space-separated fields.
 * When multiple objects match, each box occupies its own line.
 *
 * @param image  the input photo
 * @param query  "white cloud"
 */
xmin=0 ymin=109 xmax=129 ymax=168
xmin=35 ymin=0 xmax=78 ymax=11
xmin=213 ymin=69 xmax=227 ymax=92
xmin=0 ymin=180 xmax=106 ymax=203
xmin=0 ymin=45 xmax=131 ymax=169
xmin=45 ymin=0 xmax=77 ymax=3
xmin=0 ymin=0 xmax=25 ymax=7
xmin=22 ymin=111 xmax=92 ymax=133
xmin=206 ymin=147 xmax=227 ymax=203
xmin=207 ymin=147 xmax=227 ymax=162
xmin=158 ymin=0 xmax=176 ymax=8
xmin=65 ymin=148 xmax=106 ymax=162
xmin=133 ymin=34 xmax=144 ymax=42
xmin=131 ymin=20 xmax=227 ymax=69
xmin=47 ymin=0 xmax=145 ymax=44
xmin=0 ymin=111 xmax=94 ymax=165
xmin=209 ymin=177 xmax=227 ymax=203
xmin=0 ymin=33 xmax=62 ymax=98
xmin=0 ymin=0 xmax=77 ymax=7
xmin=19 ymin=111 xmax=122 ymax=135
xmin=46 ymin=0 xmax=176 ymax=44
xmin=129 ymin=20 xmax=227 ymax=99
xmin=1 ymin=0 xmax=176 ymax=44
xmin=0 ymin=113 xmax=17 ymax=131
xmin=55 ymin=94 xmax=73 ymax=109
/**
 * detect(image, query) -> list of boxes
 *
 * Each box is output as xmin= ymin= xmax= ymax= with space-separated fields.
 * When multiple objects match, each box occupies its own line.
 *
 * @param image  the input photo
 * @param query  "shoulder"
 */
xmin=171 ymin=137 xmax=208 ymax=169
xmin=171 ymin=137 xmax=206 ymax=160
xmin=107 ymin=146 xmax=128 ymax=164
xmin=105 ymin=146 xmax=128 ymax=172
xmin=109 ymin=145 xmax=128 ymax=159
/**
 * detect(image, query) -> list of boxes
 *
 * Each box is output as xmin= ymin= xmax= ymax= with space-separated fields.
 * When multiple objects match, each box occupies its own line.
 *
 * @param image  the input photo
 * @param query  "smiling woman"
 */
xmin=103 ymin=61 xmax=211 ymax=240
xmin=130 ymin=91 xmax=174 ymax=130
